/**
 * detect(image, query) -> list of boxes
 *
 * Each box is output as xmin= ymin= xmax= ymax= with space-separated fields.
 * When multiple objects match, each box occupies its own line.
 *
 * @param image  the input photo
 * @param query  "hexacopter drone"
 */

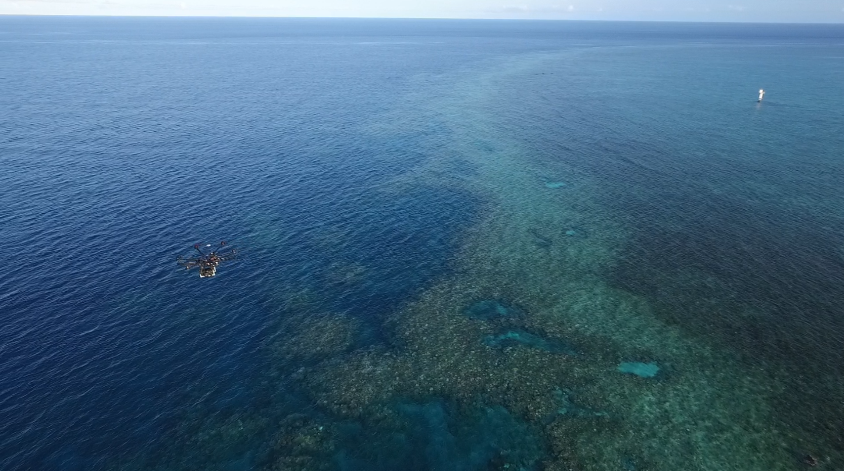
xmin=177 ymin=241 xmax=237 ymax=278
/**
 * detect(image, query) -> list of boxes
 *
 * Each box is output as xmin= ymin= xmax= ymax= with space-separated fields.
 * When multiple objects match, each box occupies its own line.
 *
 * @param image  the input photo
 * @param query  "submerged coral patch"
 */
xmin=553 ymin=387 xmax=608 ymax=419
xmin=334 ymin=400 xmax=544 ymax=471
xmin=483 ymin=330 xmax=579 ymax=355
xmin=561 ymin=225 xmax=588 ymax=239
xmin=617 ymin=361 xmax=660 ymax=378
xmin=463 ymin=299 xmax=523 ymax=320
xmin=528 ymin=228 xmax=554 ymax=248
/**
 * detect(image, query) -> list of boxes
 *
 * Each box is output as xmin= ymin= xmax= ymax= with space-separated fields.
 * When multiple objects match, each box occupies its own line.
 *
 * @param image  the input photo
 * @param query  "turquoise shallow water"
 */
xmin=1 ymin=17 xmax=844 ymax=470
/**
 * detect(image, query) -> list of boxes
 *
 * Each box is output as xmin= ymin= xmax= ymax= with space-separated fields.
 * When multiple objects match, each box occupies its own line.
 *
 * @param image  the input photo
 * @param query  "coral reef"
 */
xmin=463 ymin=299 xmax=524 ymax=320
xmin=483 ymin=330 xmax=580 ymax=356
xmin=268 ymin=312 xmax=362 ymax=365
xmin=617 ymin=362 xmax=660 ymax=378
xmin=266 ymin=414 xmax=335 ymax=471
xmin=118 ymin=49 xmax=839 ymax=471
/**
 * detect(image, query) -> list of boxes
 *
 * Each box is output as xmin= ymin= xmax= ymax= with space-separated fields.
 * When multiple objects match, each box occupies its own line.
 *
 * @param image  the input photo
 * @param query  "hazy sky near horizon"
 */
xmin=1 ymin=0 xmax=843 ymax=22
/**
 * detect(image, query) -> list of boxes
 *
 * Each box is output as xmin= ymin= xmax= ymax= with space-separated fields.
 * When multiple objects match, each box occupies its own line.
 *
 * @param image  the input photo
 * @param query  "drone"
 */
xmin=177 ymin=241 xmax=237 ymax=278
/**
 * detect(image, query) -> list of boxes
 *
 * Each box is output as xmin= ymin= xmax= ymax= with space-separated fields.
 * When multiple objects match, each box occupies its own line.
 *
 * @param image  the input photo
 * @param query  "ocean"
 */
xmin=1 ymin=16 xmax=843 ymax=471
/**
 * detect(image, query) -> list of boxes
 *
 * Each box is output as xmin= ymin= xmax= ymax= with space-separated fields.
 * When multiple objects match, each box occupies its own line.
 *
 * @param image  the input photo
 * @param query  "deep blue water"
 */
xmin=1 ymin=17 xmax=844 ymax=471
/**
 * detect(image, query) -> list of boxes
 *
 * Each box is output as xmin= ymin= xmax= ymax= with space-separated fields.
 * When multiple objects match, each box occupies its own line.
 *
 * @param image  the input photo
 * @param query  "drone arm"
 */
xmin=216 ymin=248 xmax=237 ymax=262
xmin=177 ymin=257 xmax=200 ymax=270
xmin=210 ymin=241 xmax=228 ymax=255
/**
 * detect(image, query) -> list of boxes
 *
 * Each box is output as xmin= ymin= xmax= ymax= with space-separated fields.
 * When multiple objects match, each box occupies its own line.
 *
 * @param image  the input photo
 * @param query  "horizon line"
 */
xmin=1 ymin=14 xmax=844 ymax=25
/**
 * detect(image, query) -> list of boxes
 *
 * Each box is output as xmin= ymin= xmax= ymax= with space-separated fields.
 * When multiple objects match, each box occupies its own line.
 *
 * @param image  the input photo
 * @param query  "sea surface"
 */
xmin=1 ymin=17 xmax=844 ymax=471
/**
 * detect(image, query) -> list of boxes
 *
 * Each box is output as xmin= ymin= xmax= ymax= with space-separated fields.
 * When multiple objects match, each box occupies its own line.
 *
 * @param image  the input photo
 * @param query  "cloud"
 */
xmin=493 ymin=3 xmax=579 ymax=15
xmin=499 ymin=5 xmax=528 ymax=13
xmin=727 ymin=4 xmax=745 ymax=12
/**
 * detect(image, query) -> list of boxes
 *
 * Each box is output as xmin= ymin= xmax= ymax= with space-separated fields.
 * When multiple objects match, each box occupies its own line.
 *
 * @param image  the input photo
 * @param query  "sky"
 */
xmin=1 ymin=0 xmax=843 ymax=22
